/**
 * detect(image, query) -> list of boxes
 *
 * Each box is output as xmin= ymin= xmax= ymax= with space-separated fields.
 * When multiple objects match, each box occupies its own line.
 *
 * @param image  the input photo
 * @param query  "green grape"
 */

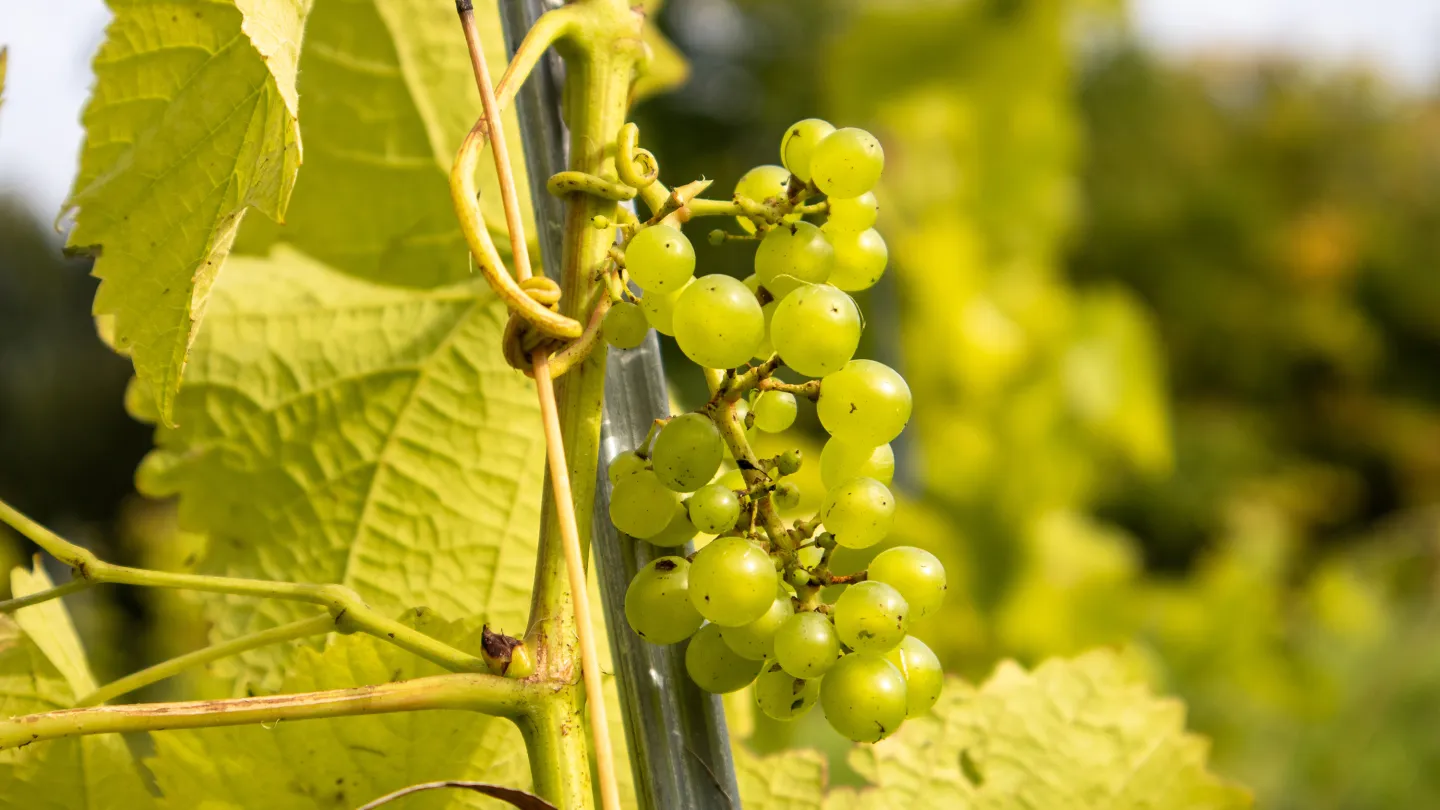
xmin=823 ymin=225 xmax=888 ymax=292
xmin=607 ymin=451 xmax=648 ymax=486
xmin=811 ymin=127 xmax=884 ymax=200
xmin=884 ymin=635 xmax=943 ymax=717
xmin=685 ymin=623 xmax=765 ymax=693
xmin=688 ymin=537 xmax=777 ymax=626
xmin=743 ymin=273 xmax=762 ymax=294
xmin=624 ymin=557 xmax=704 ymax=644
xmin=775 ymin=448 xmax=803 ymax=477
xmin=754 ymin=222 xmax=834 ymax=300
xmin=820 ymin=477 xmax=895 ymax=549
xmin=753 ymin=301 xmax=777 ymax=361
xmin=603 ymin=301 xmax=649 ymax=349
xmin=770 ymin=284 xmax=861 ymax=377
xmin=719 ymin=588 xmax=794 ymax=660
xmin=819 ymin=438 xmax=894 ymax=489
xmin=640 ymin=279 xmax=690 ymax=336
xmin=718 ymin=467 xmax=747 ymax=491
xmin=754 ymin=662 xmax=821 ymax=721
xmin=833 ymin=580 xmax=908 ymax=653
xmin=868 ymin=546 xmax=946 ymax=619
xmin=673 ymin=274 xmax=765 ymax=369
xmin=646 ymin=500 xmax=698 ymax=548
xmin=624 ymin=224 xmax=695 ymax=292
xmin=780 ymin=118 xmax=836 ymax=183
xmin=817 ymin=360 xmax=912 ymax=446
xmin=774 ymin=611 xmax=840 ymax=678
xmin=820 ymin=653 xmax=907 ymax=742
xmin=773 ymin=481 xmax=801 ymax=511
xmin=651 ymin=413 xmax=723 ymax=492
xmin=609 ymin=468 xmax=681 ymax=538
xmin=827 ymin=191 xmax=878 ymax=231
xmin=734 ymin=165 xmax=792 ymax=235
xmin=687 ymin=483 xmax=741 ymax=534
xmin=753 ymin=390 xmax=797 ymax=432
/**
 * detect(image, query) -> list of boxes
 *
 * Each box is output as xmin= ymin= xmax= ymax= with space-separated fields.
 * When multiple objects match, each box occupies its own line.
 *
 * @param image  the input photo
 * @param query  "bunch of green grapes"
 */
xmin=602 ymin=121 xmax=944 ymax=743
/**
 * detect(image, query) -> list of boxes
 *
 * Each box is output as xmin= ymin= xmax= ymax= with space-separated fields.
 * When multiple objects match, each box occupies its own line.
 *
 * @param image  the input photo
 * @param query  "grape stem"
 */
xmin=757 ymin=378 xmax=821 ymax=401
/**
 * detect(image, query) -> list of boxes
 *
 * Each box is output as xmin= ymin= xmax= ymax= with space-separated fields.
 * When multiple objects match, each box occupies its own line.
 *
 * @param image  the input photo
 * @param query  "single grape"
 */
xmin=687 ymin=483 xmax=741 ymax=534
xmin=817 ymin=360 xmax=912 ymax=446
xmin=755 ymin=662 xmax=821 ymax=721
xmin=868 ymin=546 xmax=946 ymax=619
xmin=819 ymin=438 xmax=894 ymax=489
xmin=826 ymin=191 xmax=878 ymax=231
xmin=884 ymin=635 xmax=943 ymax=717
xmin=603 ymin=301 xmax=649 ymax=349
xmin=753 ymin=301 xmax=777 ymax=361
xmin=753 ymin=390 xmax=798 ymax=432
xmin=673 ymin=274 xmax=765 ymax=369
xmin=624 ymin=557 xmax=704 ymax=644
xmin=773 ymin=481 xmax=801 ymax=511
xmin=770 ymin=284 xmax=862 ymax=377
xmin=811 ymin=128 xmax=884 ymax=200
xmin=688 ymin=537 xmax=777 ymax=626
xmin=734 ymin=165 xmax=792 ymax=235
xmin=780 ymin=118 xmax=836 ymax=182
xmin=743 ymin=273 xmax=762 ymax=294
xmin=607 ymin=451 xmax=648 ymax=486
xmin=719 ymin=588 xmax=794 ymax=660
xmin=820 ymin=653 xmax=907 ymax=742
xmin=646 ymin=499 xmax=698 ymax=548
xmin=823 ymin=225 xmax=888 ymax=292
xmin=833 ymin=580 xmax=908 ymax=653
xmin=640 ymin=279 xmax=690 ymax=336
xmin=625 ymin=224 xmax=695 ymax=292
xmin=754 ymin=222 xmax=834 ymax=300
xmin=651 ymin=413 xmax=723 ymax=492
xmin=774 ymin=611 xmax=840 ymax=678
xmin=717 ymin=467 xmax=747 ymax=492
xmin=820 ymin=477 xmax=894 ymax=549
xmin=775 ymin=448 xmax=803 ymax=477
xmin=685 ymin=623 xmax=765 ymax=693
xmin=609 ymin=469 xmax=681 ymax=538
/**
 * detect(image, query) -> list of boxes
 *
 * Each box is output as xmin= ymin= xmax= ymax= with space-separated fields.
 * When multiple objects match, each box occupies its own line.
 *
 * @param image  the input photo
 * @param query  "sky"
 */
xmin=1 ymin=0 xmax=1438 ymax=223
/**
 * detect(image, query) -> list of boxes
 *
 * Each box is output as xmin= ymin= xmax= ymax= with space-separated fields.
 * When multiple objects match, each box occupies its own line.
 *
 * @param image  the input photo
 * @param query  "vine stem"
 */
xmin=0 ymin=672 xmax=535 ymax=750
xmin=457 ymin=6 xmax=621 ymax=810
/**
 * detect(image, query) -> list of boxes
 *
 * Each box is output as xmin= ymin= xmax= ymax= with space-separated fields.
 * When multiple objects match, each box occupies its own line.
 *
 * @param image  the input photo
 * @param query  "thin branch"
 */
xmin=455 ymin=7 xmax=623 ymax=810
xmin=356 ymin=780 xmax=558 ymax=810
xmin=0 ymin=496 xmax=486 ymax=674
xmin=0 ymin=577 xmax=92 ymax=612
xmin=0 ymin=673 xmax=535 ymax=750
xmin=76 ymin=614 xmax=336 ymax=707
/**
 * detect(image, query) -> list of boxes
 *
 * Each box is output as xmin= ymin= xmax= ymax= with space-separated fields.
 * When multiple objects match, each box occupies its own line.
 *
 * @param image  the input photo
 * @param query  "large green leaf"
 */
xmin=234 ymin=0 xmax=534 ymax=286
xmin=0 ymin=567 xmax=156 ymax=810
xmin=136 ymin=245 xmax=545 ymax=690
xmin=822 ymin=651 xmax=1250 ymax=810
xmin=67 ymin=0 xmax=307 ymax=425
xmin=734 ymin=745 xmax=827 ymax=810
xmin=147 ymin=610 xmax=531 ymax=809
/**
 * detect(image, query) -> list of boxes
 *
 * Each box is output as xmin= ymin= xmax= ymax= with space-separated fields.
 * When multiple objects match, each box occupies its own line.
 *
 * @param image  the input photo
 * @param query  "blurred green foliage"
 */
xmin=1 ymin=0 xmax=1437 ymax=806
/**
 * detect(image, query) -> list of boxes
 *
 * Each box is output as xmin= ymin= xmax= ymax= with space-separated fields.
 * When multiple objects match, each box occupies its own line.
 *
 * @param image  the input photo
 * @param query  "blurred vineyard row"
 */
xmin=2 ymin=0 xmax=1438 ymax=807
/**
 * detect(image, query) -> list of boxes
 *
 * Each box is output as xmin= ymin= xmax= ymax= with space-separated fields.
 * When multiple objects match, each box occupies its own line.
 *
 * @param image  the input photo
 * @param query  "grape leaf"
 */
xmin=233 ymin=0 xmax=535 ymax=287
xmin=734 ymin=745 xmax=827 ymax=810
xmin=823 ymin=650 xmax=1251 ymax=810
xmin=146 ymin=610 xmax=532 ymax=809
xmin=135 ymin=245 xmax=545 ymax=690
xmin=66 ymin=0 xmax=307 ymax=426
xmin=0 ymin=567 xmax=156 ymax=810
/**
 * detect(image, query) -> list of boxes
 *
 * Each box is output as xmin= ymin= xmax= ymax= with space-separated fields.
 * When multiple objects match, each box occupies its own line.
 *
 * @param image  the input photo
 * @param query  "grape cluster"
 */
xmin=603 ymin=121 xmax=945 ymax=743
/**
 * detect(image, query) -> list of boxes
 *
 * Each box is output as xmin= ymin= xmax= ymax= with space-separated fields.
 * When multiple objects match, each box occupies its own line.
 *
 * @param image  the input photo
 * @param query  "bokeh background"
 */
xmin=3 ymin=1 xmax=1439 ymax=807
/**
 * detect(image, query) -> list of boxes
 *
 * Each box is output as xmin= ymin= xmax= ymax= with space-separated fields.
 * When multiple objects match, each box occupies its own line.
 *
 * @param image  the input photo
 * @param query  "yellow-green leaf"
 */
xmin=0 ymin=578 xmax=156 ymax=810
xmin=67 ymin=0 xmax=308 ymax=425
xmin=137 ymin=245 xmax=544 ymax=690
xmin=735 ymin=745 xmax=827 ymax=810
xmin=234 ymin=0 xmax=534 ymax=286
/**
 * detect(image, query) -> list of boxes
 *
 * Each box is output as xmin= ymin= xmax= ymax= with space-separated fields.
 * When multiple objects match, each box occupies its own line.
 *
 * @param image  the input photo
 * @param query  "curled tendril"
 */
xmin=502 ymin=277 xmax=609 ymax=379
xmin=546 ymin=171 xmax=636 ymax=201
xmin=616 ymin=123 xmax=660 ymax=189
